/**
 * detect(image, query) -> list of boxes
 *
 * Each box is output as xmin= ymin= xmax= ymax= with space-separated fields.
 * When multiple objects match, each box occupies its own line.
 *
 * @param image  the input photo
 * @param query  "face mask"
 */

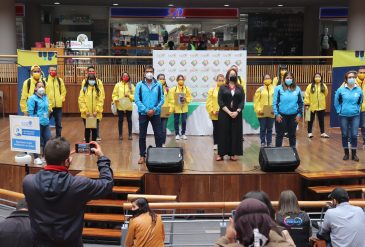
xmin=348 ymin=78 xmax=356 ymax=85
xmin=88 ymin=72 xmax=96 ymax=76
xmin=33 ymin=73 xmax=41 ymax=80
xmin=358 ymin=74 xmax=365 ymax=80
xmin=264 ymin=79 xmax=272 ymax=86
xmin=37 ymin=87 xmax=45 ymax=95
xmin=285 ymin=79 xmax=293 ymax=86
xmin=131 ymin=208 xmax=142 ymax=216
xmin=314 ymin=77 xmax=321 ymax=83
xmin=145 ymin=72 xmax=154 ymax=80
xmin=88 ymin=80 xmax=96 ymax=86
xmin=178 ymin=80 xmax=184 ymax=86
xmin=280 ymin=70 xmax=287 ymax=77
xmin=229 ymin=75 xmax=237 ymax=82
xmin=122 ymin=76 xmax=129 ymax=82
xmin=49 ymin=71 xmax=57 ymax=77
xmin=159 ymin=79 xmax=166 ymax=85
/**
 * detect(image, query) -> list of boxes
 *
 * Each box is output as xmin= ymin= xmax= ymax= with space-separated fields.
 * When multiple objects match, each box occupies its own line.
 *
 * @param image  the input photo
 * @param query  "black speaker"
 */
xmin=259 ymin=147 xmax=300 ymax=172
xmin=146 ymin=147 xmax=184 ymax=173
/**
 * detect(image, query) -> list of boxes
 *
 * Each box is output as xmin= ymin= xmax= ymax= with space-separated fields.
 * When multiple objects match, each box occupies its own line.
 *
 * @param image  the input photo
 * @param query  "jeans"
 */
xmin=49 ymin=107 xmax=62 ymax=137
xmin=340 ymin=115 xmax=360 ymax=149
xmin=307 ymin=110 xmax=325 ymax=134
xmin=174 ymin=113 xmax=188 ymax=135
xmin=258 ymin=117 xmax=274 ymax=146
xmin=212 ymin=120 xmax=219 ymax=145
xmin=117 ymin=110 xmax=132 ymax=136
xmin=139 ymin=114 xmax=163 ymax=157
xmin=275 ymin=114 xmax=297 ymax=147
xmin=82 ymin=119 xmax=99 ymax=143
xmin=161 ymin=117 xmax=168 ymax=144
xmin=34 ymin=124 xmax=51 ymax=158
xmin=361 ymin=112 xmax=365 ymax=145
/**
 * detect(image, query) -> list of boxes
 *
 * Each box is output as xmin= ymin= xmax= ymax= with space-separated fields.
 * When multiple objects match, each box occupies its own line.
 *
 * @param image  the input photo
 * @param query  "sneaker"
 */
xmin=181 ymin=135 xmax=188 ymax=140
xmin=175 ymin=135 xmax=180 ymax=140
xmin=320 ymin=133 xmax=330 ymax=138
xmin=213 ymin=144 xmax=217 ymax=150
xmin=96 ymin=137 xmax=102 ymax=141
xmin=137 ymin=157 xmax=145 ymax=164
xmin=261 ymin=143 xmax=266 ymax=147
xmin=162 ymin=144 xmax=166 ymax=147
xmin=267 ymin=143 xmax=272 ymax=147
xmin=34 ymin=158 xmax=43 ymax=165
xmin=308 ymin=133 xmax=313 ymax=138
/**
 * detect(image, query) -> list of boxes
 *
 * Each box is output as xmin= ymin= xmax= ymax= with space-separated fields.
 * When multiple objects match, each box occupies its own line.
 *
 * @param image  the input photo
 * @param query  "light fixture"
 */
xmin=54 ymin=2 xmax=61 ymax=4
xmin=168 ymin=4 xmax=174 ymax=7
xmin=224 ymin=4 xmax=230 ymax=7
xmin=113 ymin=3 xmax=119 ymax=6
xmin=277 ymin=4 xmax=284 ymax=7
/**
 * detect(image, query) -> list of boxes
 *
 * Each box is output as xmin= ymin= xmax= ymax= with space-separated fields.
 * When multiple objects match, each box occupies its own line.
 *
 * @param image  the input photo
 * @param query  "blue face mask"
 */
xmin=285 ymin=79 xmax=293 ymax=86
xmin=88 ymin=80 xmax=96 ymax=86
xmin=347 ymin=78 xmax=356 ymax=85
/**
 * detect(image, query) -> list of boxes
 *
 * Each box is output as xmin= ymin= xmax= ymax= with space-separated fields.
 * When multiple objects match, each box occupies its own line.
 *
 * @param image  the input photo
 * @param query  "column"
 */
xmin=347 ymin=0 xmax=365 ymax=50
xmin=0 ymin=0 xmax=16 ymax=55
xmin=25 ymin=2 xmax=42 ymax=50
xmin=303 ymin=6 xmax=320 ymax=55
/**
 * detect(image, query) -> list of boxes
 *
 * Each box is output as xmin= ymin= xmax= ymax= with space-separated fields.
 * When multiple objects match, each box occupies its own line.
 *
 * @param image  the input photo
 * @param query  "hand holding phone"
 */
xmin=75 ymin=143 xmax=96 ymax=154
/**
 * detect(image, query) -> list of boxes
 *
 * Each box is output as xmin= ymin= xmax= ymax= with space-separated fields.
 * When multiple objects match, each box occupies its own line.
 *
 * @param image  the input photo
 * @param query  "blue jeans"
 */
xmin=139 ymin=114 xmax=163 ymax=157
xmin=275 ymin=114 xmax=297 ymax=147
xmin=258 ymin=117 xmax=274 ymax=146
xmin=34 ymin=124 xmax=51 ymax=158
xmin=161 ymin=117 xmax=168 ymax=144
xmin=340 ymin=115 xmax=360 ymax=149
xmin=49 ymin=107 xmax=62 ymax=137
xmin=361 ymin=112 xmax=365 ymax=145
xmin=174 ymin=113 xmax=187 ymax=135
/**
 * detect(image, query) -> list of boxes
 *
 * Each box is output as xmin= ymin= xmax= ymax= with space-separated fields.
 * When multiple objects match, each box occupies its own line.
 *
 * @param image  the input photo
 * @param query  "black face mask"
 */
xmin=131 ymin=209 xmax=142 ymax=216
xmin=229 ymin=75 xmax=237 ymax=82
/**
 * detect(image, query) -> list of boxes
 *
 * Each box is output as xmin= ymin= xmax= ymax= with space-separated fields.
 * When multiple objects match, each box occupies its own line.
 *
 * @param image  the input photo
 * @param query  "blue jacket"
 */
xmin=334 ymin=85 xmax=363 ymax=117
xmin=27 ymin=94 xmax=50 ymax=126
xmin=273 ymin=85 xmax=303 ymax=117
xmin=134 ymin=79 xmax=164 ymax=115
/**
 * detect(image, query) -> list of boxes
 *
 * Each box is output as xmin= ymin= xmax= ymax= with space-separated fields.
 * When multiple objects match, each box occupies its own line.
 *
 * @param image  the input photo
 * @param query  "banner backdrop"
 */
xmin=330 ymin=50 xmax=365 ymax=127
xmin=153 ymin=50 xmax=247 ymax=102
xmin=17 ymin=50 xmax=58 ymax=114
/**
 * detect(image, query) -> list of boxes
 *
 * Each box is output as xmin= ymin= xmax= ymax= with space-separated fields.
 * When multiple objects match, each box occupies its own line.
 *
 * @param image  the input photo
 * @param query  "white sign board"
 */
xmin=10 ymin=115 xmax=40 ymax=154
xmin=153 ymin=50 xmax=247 ymax=102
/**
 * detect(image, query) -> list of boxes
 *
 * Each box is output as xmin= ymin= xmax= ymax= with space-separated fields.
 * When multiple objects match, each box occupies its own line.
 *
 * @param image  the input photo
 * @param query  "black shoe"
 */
xmin=343 ymin=148 xmax=349 ymax=160
xmin=352 ymin=150 xmax=359 ymax=162
xmin=128 ymin=134 xmax=132 ymax=140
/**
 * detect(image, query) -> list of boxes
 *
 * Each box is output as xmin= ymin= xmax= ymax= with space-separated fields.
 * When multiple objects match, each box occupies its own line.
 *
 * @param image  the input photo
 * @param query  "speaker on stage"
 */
xmin=146 ymin=146 xmax=184 ymax=173
xmin=259 ymin=147 xmax=300 ymax=172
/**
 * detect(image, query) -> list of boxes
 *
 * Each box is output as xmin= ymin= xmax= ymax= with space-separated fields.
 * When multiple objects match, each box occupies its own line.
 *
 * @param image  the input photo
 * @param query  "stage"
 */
xmin=1 ymin=115 xmax=364 ymax=202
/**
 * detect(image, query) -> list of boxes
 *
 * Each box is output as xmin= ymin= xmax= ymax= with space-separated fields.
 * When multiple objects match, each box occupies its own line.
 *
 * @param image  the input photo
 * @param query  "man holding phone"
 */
xmin=23 ymin=137 xmax=113 ymax=247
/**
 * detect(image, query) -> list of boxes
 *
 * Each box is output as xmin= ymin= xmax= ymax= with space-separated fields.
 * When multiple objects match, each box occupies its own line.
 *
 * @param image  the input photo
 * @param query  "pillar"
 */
xmin=303 ymin=6 xmax=320 ymax=55
xmin=0 ymin=0 xmax=16 ymax=55
xmin=25 ymin=2 xmax=42 ymax=50
xmin=347 ymin=0 xmax=365 ymax=50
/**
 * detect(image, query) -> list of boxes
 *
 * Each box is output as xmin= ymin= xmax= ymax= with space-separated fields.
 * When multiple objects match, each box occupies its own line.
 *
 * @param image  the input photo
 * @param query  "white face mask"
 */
xmin=88 ymin=80 xmax=96 ymax=86
xmin=145 ymin=72 xmax=154 ymax=80
xmin=37 ymin=87 xmax=45 ymax=95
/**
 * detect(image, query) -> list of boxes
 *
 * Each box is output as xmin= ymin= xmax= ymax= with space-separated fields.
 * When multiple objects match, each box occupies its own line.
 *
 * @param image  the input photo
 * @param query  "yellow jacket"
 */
xmin=46 ymin=76 xmax=66 ymax=108
xmin=356 ymin=77 xmax=365 ymax=112
xmin=78 ymin=85 xmax=104 ymax=120
xmin=273 ymin=76 xmax=284 ymax=87
xmin=238 ymin=76 xmax=245 ymax=92
xmin=81 ymin=78 xmax=105 ymax=102
xmin=20 ymin=77 xmax=47 ymax=113
xmin=253 ymin=84 xmax=274 ymax=118
xmin=168 ymin=85 xmax=192 ymax=113
xmin=304 ymin=83 xmax=328 ymax=112
xmin=206 ymin=86 xmax=220 ymax=120
xmin=112 ymin=81 xmax=135 ymax=111
xmin=162 ymin=85 xmax=169 ymax=108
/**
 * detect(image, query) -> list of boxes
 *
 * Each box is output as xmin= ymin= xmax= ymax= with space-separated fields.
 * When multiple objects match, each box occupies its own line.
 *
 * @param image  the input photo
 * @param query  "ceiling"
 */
xmin=27 ymin=0 xmax=348 ymax=8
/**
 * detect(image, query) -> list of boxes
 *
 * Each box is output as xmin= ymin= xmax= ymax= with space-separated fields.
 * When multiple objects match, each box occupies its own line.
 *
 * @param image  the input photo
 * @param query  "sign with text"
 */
xmin=10 ymin=115 xmax=40 ymax=154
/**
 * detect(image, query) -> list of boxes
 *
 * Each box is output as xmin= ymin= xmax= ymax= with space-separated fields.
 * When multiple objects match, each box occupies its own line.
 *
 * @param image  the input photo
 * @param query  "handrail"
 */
xmin=0 ymin=188 xmax=25 ymax=200
xmin=127 ymin=194 xmax=177 ymax=202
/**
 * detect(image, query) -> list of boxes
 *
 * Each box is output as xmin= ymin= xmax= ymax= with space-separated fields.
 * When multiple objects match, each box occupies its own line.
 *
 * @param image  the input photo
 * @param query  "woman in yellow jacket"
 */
xmin=206 ymin=74 xmax=225 ymax=150
xmin=112 ymin=72 xmax=135 ymax=141
xmin=273 ymin=64 xmax=288 ymax=87
xmin=304 ymin=73 xmax=329 ymax=138
xmin=157 ymin=74 xmax=170 ymax=146
xmin=78 ymin=75 xmax=105 ymax=143
xmin=254 ymin=74 xmax=275 ymax=147
xmin=168 ymin=75 xmax=192 ymax=140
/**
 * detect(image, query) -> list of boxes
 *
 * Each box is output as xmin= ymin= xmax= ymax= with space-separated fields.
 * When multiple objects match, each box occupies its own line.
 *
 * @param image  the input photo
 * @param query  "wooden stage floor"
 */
xmin=1 ymin=115 xmax=364 ymax=174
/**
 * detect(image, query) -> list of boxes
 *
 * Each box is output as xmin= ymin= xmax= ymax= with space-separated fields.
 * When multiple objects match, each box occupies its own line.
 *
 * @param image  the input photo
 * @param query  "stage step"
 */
xmin=84 ymin=213 xmax=125 ymax=223
xmin=300 ymin=171 xmax=365 ymax=180
xmin=113 ymin=186 xmax=140 ymax=194
xmin=77 ymin=170 xmax=144 ymax=181
xmin=87 ymin=199 xmax=125 ymax=208
xmin=308 ymin=185 xmax=365 ymax=194
xmin=83 ymin=227 xmax=121 ymax=238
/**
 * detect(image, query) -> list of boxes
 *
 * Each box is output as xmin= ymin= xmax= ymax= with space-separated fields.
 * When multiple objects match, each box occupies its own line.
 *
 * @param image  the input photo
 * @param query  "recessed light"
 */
xmin=54 ymin=2 xmax=61 ymax=4
xmin=277 ymin=4 xmax=284 ymax=7
xmin=113 ymin=3 xmax=119 ymax=6
xmin=224 ymin=4 xmax=230 ymax=7
xmin=168 ymin=4 xmax=174 ymax=7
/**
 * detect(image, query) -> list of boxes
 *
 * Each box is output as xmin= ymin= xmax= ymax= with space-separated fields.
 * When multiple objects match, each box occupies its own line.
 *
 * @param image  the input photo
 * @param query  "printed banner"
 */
xmin=10 ymin=115 xmax=40 ymax=154
xmin=330 ymin=50 xmax=365 ymax=127
xmin=153 ymin=50 xmax=247 ymax=102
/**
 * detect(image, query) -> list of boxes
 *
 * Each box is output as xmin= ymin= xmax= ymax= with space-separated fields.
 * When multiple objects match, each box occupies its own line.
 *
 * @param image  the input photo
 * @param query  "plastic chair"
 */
xmin=0 ymin=90 xmax=4 ymax=118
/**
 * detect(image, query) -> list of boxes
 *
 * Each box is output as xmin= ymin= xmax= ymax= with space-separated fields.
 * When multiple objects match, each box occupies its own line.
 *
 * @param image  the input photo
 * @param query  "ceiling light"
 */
xmin=54 ymin=2 xmax=61 ymax=4
xmin=168 ymin=4 xmax=174 ymax=7
xmin=224 ymin=4 xmax=230 ymax=7
xmin=277 ymin=4 xmax=284 ymax=7
xmin=113 ymin=3 xmax=119 ymax=6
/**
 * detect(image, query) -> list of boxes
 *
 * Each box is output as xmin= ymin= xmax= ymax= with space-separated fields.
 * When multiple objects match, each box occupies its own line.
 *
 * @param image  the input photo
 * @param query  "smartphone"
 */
xmin=75 ymin=143 xmax=96 ymax=154
xmin=231 ymin=210 xmax=236 ymax=218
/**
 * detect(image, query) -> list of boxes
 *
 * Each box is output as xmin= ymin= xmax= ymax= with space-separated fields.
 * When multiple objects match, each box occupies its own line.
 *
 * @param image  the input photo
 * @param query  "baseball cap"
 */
xmin=328 ymin=187 xmax=349 ymax=201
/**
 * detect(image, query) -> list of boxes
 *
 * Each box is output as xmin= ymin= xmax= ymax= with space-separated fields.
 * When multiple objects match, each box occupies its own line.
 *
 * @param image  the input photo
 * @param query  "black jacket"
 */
xmin=218 ymin=84 xmax=245 ymax=111
xmin=23 ymin=156 xmax=113 ymax=247
xmin=0 ymin=210 xmax=33 ymax=247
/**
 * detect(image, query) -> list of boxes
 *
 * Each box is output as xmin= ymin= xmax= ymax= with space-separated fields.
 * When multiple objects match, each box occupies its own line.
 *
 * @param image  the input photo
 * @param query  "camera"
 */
xmin=75 ymin=143 xmax=96 ymax=154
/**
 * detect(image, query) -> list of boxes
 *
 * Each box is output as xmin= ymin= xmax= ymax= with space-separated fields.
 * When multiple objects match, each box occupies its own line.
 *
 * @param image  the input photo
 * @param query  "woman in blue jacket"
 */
xmin=273 ymin=71 xmax=303 ymax=147
xmin=334 ymin=71 xmax=363 ymax=161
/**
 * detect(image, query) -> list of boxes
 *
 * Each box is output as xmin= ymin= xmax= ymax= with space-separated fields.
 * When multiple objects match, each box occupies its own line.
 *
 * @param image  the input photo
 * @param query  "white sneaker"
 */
xmin=162 ymin=144 xmax=166 ymax=147
xmin=34 ymin=158 xmax=43 ymax=165
xmin=213 ymin=144 xmax=217 ymax=150
xmin=175 ymin=135 xmax=180 ymax=140
xmin=181 ymin=135 xmax=188 ymax=140
xmin=308 ymin=133 xmax=313 ymax=138
xmin=96 ymin=137 xmax=102 ymax=141
xmin=320 ymin=133 xmax=330 ymax=138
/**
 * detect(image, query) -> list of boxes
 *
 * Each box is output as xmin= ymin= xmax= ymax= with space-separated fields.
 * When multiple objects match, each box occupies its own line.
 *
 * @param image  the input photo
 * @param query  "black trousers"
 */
xmin=117 ymin=110 xmax=132 ymax=136
xmin=82 ymin=119 xmax=99 ymax=143
xmin=307 ymin=110 xmax=325 ymax=134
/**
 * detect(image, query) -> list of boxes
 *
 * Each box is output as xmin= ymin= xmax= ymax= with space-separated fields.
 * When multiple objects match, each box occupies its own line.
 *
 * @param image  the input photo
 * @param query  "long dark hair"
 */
xmin=277 ymin=64 xmax=288 ymax=85
xmin=311 ymin=73 xmax=325 ymax=94
xmin=130 ymin=198 xmax=157 ymax=225
xmin=157 ymin=73 xmax=168 ymax=92
xmin=84 ymin=75 xmax=100 ymax=96
xmin=282 ymin=71 xmax=296 ymax=91
xmin=225 ymin=68 xmax=238 ymax=85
